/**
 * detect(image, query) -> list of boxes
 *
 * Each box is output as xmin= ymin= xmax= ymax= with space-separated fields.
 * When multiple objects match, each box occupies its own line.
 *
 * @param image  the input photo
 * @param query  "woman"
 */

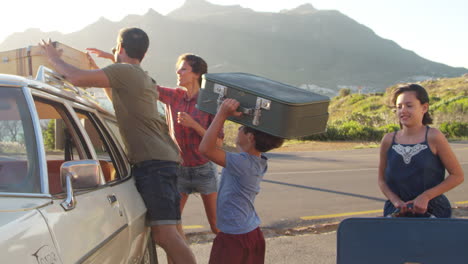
xmin=157 ymin=53 xmax=223 ymax=234
xmin=378 ymin=83 xmax=464 ymax=217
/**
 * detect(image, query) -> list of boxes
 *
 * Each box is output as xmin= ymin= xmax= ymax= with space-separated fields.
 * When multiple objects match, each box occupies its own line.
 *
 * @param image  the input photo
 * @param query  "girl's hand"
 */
xmin=393 ymin=200 xmax=410 ymax=215
xmin=409 ymin=194 xmax=430 ymax=214
xmin=177 ymin=112 xmax=197 ymax=128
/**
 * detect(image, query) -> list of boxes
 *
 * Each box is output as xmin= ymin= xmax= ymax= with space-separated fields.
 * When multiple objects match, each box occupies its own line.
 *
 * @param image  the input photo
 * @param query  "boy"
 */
xmin=199 ymin=98 xmax=284 ymax=264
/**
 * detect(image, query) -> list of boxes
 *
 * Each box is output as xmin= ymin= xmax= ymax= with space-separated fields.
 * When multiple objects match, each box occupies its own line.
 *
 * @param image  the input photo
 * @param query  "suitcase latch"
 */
xmin=214 ymin=84 xmax=227 ymax=112
xmin=253 ymin=97 xmax=271 ymax=126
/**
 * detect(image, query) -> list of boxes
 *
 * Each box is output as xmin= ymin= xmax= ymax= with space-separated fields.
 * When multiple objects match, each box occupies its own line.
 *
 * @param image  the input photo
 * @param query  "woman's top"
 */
xmin=158 ymin=86 xmax=223 ymax=167
xmin=384 ymin=126 xmax=451 ymax=217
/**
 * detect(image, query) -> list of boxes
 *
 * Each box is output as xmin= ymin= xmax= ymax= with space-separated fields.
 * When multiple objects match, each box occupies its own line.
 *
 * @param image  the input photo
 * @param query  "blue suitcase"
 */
xmin=197 ymin=72 xmax=330 ymax=138
xmin=337 ymin=217 xmax=468 ymax=264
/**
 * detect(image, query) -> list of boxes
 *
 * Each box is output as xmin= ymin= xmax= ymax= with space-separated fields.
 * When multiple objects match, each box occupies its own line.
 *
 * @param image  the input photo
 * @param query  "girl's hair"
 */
xmin=391 ymin=83 xmax=433 ymax=125
xmin=242 ymin=126 xmax=284 ymax=152
xmin=176 ymin=53 xmax=208 ymax=86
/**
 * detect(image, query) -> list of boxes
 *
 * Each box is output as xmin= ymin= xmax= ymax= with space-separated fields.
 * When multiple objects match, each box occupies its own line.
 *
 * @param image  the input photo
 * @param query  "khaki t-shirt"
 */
xmin=102 ymin=63 xmax=180 ymax=164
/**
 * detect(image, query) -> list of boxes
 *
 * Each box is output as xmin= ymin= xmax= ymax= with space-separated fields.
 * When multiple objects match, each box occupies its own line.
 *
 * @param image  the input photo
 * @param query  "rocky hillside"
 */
xmin=1 ymin=0 xmax=466 ymax=97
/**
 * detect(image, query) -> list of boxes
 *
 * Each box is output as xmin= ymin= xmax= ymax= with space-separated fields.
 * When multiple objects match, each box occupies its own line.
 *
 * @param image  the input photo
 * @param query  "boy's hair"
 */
xmin=176 ymin=53 xmax=208 ymax=86
xmin=242 ymin=126 xmax=284 ymax=152
xmin=391 ymin=83 xmax=433 ymax=125
xmin=118 ymin=27 xmax=149 ymax=62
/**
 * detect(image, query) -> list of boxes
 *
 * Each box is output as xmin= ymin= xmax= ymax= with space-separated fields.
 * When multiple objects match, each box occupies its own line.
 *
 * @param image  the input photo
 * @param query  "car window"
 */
xmin=98 ymin=101 xmax=169 ymax=157
xmin=34 ymin=98 xmax=87 ymax=195
xmin=0 ymin=88 xmax=40 ymax=193
xmin=75 ymin=110 xmax=129 ymax=182
xmin=103 ymin=118 xmax=127 ymax=155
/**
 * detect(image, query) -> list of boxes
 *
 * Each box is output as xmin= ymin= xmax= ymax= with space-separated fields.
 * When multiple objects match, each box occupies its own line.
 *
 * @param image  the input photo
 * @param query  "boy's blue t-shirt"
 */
xmin=216 ymin=152 xmax=268 ymax=234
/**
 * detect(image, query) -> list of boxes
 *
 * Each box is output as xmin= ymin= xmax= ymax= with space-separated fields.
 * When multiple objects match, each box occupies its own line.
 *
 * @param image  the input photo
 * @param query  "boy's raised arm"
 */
xmin=199 ymin=99 xmax=242 ymax=167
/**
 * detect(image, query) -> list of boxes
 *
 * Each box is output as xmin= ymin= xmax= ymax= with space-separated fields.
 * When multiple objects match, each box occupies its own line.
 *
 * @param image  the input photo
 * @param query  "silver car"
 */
xmin=0 ymin=67 xmax=157 ymax=263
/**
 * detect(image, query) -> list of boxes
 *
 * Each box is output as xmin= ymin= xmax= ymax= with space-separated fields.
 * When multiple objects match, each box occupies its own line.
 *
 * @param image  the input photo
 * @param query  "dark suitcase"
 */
xmin=198 ymin=72 xmax=330 ymax=138
xmin=337 ymin=217 xmax=468 ymax=264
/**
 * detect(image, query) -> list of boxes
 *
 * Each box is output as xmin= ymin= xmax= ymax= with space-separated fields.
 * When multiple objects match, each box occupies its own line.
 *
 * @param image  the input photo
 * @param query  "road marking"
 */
xmin=183 ymin=225 xmax=204 ymax=230
xmin=269 ymin=161 xmax=467 ymax=175
xmin=268 ymin=168 xmax=376 ymax=175
xmin=301 ymin=209 xmax=382 ymax=220
xmin=301 ymin=201 xmax=468 ymax=220
xmin=185 ymin=201 xmax=468 ymax=230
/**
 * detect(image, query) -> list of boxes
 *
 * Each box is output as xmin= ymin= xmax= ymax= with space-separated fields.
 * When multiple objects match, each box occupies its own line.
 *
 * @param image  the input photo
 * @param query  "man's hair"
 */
xmin=242 ymin=126 xmax=284 ymax=152
xmin=176 ymin=53 xmax=208 ymax=86
xmin=390 ymin=83 xmax=433 ymax=125
xmin=118 ymin=27 xmax=149 ymax=61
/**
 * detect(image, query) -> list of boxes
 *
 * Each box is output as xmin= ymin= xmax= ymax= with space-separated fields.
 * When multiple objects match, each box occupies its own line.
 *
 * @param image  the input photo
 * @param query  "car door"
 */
xmin=0 ymin=86 xmax=62 ymax=264
xmin=74 ymin=107 xmax=149 ymax=263
xmin=32 ymin=95 xmax=129 ymax=263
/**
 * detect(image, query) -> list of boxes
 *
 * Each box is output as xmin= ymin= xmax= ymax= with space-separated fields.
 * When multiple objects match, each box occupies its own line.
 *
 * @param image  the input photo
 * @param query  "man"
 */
xmin=40 ymin=27 xmax=196 ymax=264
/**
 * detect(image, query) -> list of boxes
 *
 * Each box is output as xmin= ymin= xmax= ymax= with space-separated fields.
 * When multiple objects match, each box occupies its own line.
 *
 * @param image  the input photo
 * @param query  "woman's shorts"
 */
xmin=178 ymin=162 xmax=218 ymax=195
xmin=133 ymin=160 xmax=181 ymax=226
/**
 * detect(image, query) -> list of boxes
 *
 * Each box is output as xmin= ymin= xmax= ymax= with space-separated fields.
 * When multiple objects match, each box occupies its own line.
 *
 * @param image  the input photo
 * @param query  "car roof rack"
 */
xmin=35 ymin=65 xmax=82 ymax=94
xmin=33 ymin=65 xmax=105 ymax=107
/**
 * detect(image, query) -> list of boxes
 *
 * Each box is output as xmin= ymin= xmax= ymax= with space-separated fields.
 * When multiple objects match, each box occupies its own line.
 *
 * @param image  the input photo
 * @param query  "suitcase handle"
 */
xmin=387 ymin=203 xmax=436 ymax=218
xmin=217 ymin=95 xmax=270 ymax=126
xmin=214 ymin=83 xmax=271 ymax=126
xmin=217 ymin=96 xmax=253 ymax=114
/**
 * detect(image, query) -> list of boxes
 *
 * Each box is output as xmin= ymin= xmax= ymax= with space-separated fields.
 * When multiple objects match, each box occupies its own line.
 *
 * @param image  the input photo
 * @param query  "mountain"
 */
xmin=1 ymin=0 xmax=466 ymax=97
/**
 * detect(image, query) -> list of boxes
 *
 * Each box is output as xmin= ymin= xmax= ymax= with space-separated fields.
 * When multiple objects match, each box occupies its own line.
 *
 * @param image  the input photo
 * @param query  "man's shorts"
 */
xmin=133 ymin=160 xmax=181 ymax=226
xmin=178 ymin=161 xmax=219 ymax=195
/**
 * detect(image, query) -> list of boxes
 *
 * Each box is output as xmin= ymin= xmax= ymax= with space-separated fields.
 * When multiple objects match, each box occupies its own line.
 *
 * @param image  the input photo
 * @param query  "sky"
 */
xmin=0 ymin=0 xmax=467 ymax=69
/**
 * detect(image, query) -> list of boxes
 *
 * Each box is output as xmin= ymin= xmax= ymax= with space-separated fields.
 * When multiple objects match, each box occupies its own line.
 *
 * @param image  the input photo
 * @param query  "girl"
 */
xmin=378 ymin=84 xmax=463 ymax=217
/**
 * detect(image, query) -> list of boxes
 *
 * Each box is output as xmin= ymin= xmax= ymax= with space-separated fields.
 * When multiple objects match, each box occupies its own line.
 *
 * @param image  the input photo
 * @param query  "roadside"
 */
xmin=271 ymin=140 xmax=380 ymax=152
xmin=223 ymin=140 xmax=381 ymax=153
xmin=170 ymin=140 xmax=468 ymax=263
xmin=155 ymin=207 xmax=468 ymax=264
xmin=207 ymin=140 xmax=468 ymax=244
xmin=185 ymin=205 xmax=468 ymax=245
xmin=158 ymin=231 xmax=337 ymax=264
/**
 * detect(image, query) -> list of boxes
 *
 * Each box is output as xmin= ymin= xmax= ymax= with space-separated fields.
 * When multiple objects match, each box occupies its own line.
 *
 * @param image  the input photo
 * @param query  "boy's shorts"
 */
xmin=178 ymin=161 xmax=219 ymax=195
xmin=209 ymin=227 xmax=265 ymax=264
xmin=133 ymin=160 xmax=181 ymax=226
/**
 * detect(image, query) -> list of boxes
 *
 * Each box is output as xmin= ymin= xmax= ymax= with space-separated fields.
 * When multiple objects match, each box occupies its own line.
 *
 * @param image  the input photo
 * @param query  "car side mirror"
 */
xmin=60 ymin=160 xmax=103 ymax=211
xmin=60 ymin=160 xmax=103 ymax=190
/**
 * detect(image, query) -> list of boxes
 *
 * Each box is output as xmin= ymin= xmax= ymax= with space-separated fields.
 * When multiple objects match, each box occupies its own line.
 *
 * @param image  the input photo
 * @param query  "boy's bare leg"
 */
xmin=152 ymin=224 xmax=196 ymax=264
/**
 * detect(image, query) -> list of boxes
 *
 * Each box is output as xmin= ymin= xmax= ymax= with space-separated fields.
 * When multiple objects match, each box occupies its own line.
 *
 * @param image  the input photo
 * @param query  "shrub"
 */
xmin=339 ymin=88 xmax=351 ymax=97
xmin=378 ymin=124 xmax=400 ymax=134
xmin=348 ymin=112 xmax=385 ymax=127
xmin=303 ymin=121 xmax=390 ymax=141
xmin=347 ymin=94 xmax=366 ymax=104
xmin=43 ymin=120 xmax=55 ymax=150
xmin=439 ymin=121 xmax=468 ymax=138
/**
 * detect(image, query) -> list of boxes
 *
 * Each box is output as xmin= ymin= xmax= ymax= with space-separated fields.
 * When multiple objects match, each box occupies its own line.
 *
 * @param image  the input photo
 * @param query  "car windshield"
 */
xmin=0 ymin=87 xmax=40 ymax=194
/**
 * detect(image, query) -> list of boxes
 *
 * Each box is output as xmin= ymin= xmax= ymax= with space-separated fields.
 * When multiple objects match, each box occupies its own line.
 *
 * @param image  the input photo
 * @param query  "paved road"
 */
xmin=181 ymin=142 xmax=468 ymax=232
xmin=157 ymin=232 xmax=337 ymax=264
xmin=155 ymin=142 xmax=468 ymax=263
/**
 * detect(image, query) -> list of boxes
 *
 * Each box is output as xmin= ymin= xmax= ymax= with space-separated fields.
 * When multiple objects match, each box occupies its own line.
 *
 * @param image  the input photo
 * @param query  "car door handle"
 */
xmin=107 ymin=194 xmax=118 ymax=204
